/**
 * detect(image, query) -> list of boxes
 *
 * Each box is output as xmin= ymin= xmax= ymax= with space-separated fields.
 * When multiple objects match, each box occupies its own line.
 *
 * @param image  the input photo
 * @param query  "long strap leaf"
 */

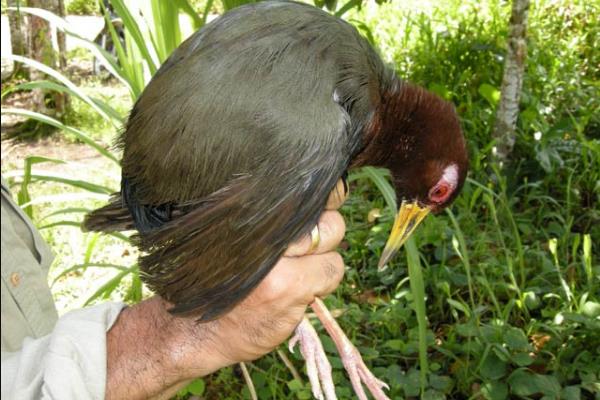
xmin=7 ymin=7 xmax=132 ymax=93
xmin=30 ymin=174 xmax=114 ymax=194
xmin=52 ymin=262 xmax=130 ymax=286
xmin=405 ymin=237 xmax=429 ymax=397
xmin=6 ymin=54 xmax=115 ymax=124
xmin=2 ymin=108 xmax=119 ymax=164
xmin=109 ymin=0 xmax=160 ymax=74
xmin=1 ymin=80 xmax=124 ymax=124
xmin=361 ymin=166 xmax=397 ymax=211
xmin=84 ymin=265 xmax=138 ymax=306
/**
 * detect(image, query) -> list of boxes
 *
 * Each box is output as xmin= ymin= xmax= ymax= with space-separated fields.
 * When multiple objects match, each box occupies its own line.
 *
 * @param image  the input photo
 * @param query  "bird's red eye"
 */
xmin=428 ymin=183 xmax=451 ymax=204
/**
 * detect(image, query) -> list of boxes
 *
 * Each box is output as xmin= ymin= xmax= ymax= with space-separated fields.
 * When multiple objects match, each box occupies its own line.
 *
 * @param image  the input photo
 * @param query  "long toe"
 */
xmin=289 ymin=317 xmax=337 ymax=400
xmin=311 ymin=298 xmax=391 ymax=400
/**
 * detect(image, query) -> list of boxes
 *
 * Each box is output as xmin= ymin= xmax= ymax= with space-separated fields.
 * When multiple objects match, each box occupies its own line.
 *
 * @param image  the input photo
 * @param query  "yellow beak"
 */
xmin=377 ymin=201 xmax=430 ymax=270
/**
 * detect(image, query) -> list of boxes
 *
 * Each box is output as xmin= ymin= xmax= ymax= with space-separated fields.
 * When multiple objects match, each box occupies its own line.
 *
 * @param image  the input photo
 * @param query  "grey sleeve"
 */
xmin=2 ymin=302 xmax=126 ymax=400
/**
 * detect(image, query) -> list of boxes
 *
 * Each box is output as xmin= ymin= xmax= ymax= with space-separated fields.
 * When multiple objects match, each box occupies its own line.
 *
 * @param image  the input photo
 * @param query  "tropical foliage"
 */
xmin=1 ymin=0 xmax=598 ymax=398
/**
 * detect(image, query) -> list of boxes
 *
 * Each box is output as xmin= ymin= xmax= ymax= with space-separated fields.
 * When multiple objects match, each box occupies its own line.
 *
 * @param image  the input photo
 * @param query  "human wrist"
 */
xmin=155 ymin=298 xmax=233 ymax=379
xmin=106 ymin=297 xmax=228 ymax=399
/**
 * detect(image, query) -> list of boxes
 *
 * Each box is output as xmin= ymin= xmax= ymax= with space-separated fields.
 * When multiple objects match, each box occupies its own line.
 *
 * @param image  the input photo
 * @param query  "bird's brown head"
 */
xmin=354 ymin=82 xmax=468 ymax=268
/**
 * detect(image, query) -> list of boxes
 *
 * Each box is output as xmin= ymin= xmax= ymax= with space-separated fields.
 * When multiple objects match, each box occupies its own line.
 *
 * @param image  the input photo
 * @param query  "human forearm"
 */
xmin=105 ymin=297 xmax=227 ymax=400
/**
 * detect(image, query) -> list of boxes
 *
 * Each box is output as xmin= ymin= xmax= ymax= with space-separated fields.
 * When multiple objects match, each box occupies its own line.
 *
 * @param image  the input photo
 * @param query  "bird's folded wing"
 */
xmin=138 ymin=140 xmax=348 ymax=320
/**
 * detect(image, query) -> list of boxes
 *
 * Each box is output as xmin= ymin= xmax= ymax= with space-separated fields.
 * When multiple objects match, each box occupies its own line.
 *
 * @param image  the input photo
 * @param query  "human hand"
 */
xmin=106 ymin=180 xmax=348 ymax=399
xmin=166 ymin=209 xmax=346 ymax=375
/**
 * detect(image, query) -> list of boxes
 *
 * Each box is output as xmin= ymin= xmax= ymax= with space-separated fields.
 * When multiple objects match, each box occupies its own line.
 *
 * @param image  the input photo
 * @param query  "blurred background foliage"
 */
xmin=0 ymin=0 xmax=598 ymax=399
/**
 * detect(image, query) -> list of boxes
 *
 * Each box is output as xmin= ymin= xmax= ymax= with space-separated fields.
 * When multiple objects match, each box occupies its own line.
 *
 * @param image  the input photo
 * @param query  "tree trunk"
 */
xmin=492 ymin=0 xmax=530 ymax=163
xmin=27 ymin=0 xmax=67 ymax=116
xmin=6 ymin=0 xmax=29 ymax=77
xmin=55 ymin=0 xmax=67 ymax=71
xmin=7 ymin=0 xmax=28 ymax=56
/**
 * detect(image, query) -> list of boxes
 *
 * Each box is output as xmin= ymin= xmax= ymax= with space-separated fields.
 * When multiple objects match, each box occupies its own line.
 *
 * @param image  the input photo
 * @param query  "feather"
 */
xmin=84 ymin=1 xmax=396 ymax=319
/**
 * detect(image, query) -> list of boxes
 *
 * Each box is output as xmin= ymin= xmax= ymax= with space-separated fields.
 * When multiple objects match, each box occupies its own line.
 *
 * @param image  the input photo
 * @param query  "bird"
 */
xmin=84 ymin=1 xmax=468 ymax=399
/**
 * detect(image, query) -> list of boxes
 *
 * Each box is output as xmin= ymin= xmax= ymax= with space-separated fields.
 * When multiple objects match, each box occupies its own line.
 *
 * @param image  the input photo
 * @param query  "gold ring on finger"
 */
xmin=308 ymin=225 xmax=320 ymax=254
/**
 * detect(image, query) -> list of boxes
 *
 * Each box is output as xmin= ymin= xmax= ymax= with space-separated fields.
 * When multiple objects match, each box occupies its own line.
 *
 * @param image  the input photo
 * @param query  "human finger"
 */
xmin=278 ymin=251 xmax=345 ymax=301
xmin=285 ymin=211 xmax=345 ymax=257
xmin=325 ymin=178 xmax=349 ymax=210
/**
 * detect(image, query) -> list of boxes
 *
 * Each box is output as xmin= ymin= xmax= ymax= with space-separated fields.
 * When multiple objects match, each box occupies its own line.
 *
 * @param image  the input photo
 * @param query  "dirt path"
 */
xmin=1 ymin=136 xmax=112 ymax=173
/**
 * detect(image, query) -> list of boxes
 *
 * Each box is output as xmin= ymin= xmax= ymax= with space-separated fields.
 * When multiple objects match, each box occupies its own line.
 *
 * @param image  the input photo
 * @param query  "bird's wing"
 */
xmin=139 ymin=135 xmax=348 ymax=319
xmin=85 ymin=2 xmax=372 ymax=319
xmin=134 ymin=68 xmax=352 ymax=317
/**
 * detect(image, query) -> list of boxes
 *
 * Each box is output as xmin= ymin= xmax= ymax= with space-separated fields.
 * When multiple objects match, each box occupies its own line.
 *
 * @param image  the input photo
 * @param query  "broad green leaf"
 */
xmin=503 ymin=327 xmax=529 ymax=351
xmin=384 ymin=339 xmax=405 ymax=351
xmin=581 ymin=301 xmax=600 ymax=318
xmin=398 ymin=368 xmax=421 ymax=397
xmin=287 ymin=379 xmax=303 ymax=391
xmin=478 ymin=83 xmax=500 ymax=107
xmin=508 ymin=370 xmax=561 ymax=397
xmin=481 ymin=381 xmax=509 ymax=400
xmin=422 ymin=389 xmax=445 ymax=400
xmin=561 ymin=386 xmax=581 ymax=400
xmin=186 ymin=379 xmax=206 ymax=396
xmin=428 ymin=374 xmax=453 ymax=392
xmin=511 ymin=352 xmax=534 ymax=367
xmin=479 ymin=351 xmax=507 ymax=380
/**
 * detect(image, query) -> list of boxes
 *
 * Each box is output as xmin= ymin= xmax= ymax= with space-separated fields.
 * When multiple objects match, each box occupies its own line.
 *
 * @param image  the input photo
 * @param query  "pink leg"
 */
xmin=311 ymin=298 xmax=390 ymax=400
xmin=289 ymin=317 xmax=337 ymax=400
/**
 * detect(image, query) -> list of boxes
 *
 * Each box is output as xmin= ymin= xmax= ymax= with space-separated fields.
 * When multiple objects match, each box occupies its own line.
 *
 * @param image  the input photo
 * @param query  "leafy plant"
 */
xmin=2 ymin=0 xmax=598 ymax=399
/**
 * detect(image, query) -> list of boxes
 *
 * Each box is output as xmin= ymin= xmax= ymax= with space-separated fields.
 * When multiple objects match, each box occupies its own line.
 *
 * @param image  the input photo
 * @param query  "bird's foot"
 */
xmin=311 ymin=298 xmax=390 ymax=400
xmin=289 ymin=317 xmax=337 ymax=400
xmin=335 ymin=337 xmax=390 ymax=400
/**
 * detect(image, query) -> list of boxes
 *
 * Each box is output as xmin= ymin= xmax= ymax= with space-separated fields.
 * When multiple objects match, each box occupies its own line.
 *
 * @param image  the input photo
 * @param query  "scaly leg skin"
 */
xmin=311 ymin=298 xmax=390 ymax=400
xmin=289 ymin=317 xmax=337 ymax=400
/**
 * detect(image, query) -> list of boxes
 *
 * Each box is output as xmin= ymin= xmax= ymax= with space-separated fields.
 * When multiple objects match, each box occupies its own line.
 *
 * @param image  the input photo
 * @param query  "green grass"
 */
xmin=1 ymin=0 xmax=598 ymax=398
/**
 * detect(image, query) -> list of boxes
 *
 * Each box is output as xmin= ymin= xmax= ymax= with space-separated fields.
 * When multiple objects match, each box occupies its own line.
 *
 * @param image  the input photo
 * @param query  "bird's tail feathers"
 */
xmin=83 ymin=194 xmax=136 ymax=233
xmin=138 ymin=177 xmax=291 ymax=320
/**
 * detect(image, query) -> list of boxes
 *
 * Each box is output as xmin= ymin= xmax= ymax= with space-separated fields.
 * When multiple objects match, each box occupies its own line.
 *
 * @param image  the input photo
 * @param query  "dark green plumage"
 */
xmin=85 ymin=1 xmax=390 ymax=319
xmin=84 ymin=1 xmax=467 ymax=320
